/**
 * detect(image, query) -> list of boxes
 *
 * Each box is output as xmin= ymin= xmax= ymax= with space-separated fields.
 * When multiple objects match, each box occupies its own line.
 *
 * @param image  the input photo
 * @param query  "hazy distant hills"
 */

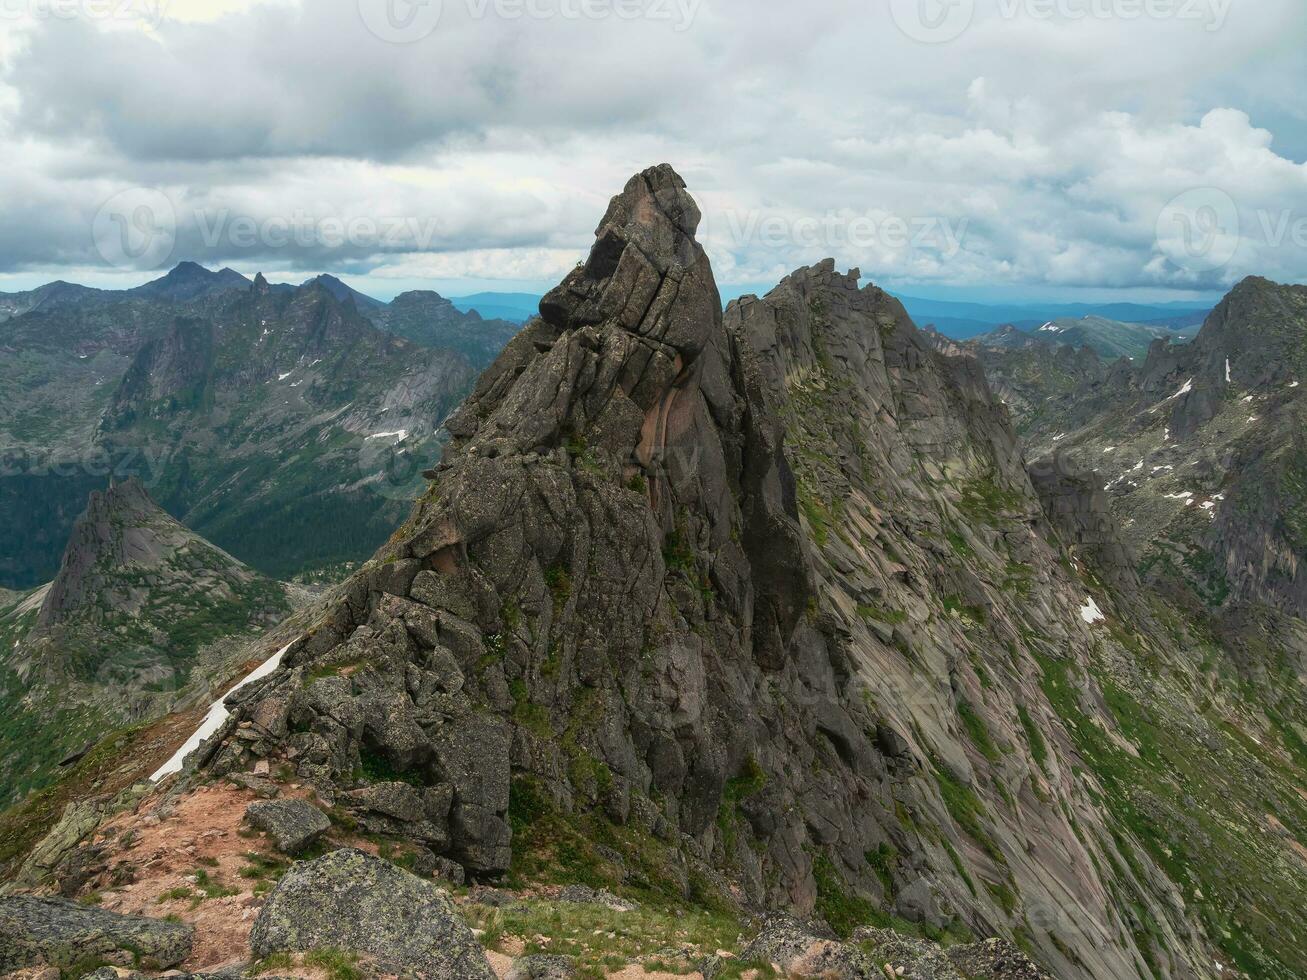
xmin=900 ymin=295 xmax=1211 ymax=339
xmin=976 ymin=314 xmax=1200 ymax=362
xmin=449 ymin=291 xmax=543 ymax=324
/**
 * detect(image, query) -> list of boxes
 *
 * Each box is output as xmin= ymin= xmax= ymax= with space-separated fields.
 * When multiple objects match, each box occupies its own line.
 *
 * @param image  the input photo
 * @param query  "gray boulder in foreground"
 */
xmin=506 ymin=953 xmax=578 ymax=979
xmin=244 ymin=798 xmax=330 ymax=854
xmin=249 ymin=848 xmax=495 ymax=979
xmin=0 ymin=894 xmax=193 ymax=972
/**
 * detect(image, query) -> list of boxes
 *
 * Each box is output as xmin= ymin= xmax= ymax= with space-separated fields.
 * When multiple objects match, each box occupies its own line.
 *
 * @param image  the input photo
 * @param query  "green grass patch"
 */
xmin=812 ymin=852 xmax=883 ymax=938
xmin=931 ymin=763 xmax=1006 ymax=865
xmin=1016 ymin=704 xmax=1049 ymax=772
xmin=303 ymin=948 xmax=362 ymax=980
xmin=958 ymin=700 xmax=1003 ymax=762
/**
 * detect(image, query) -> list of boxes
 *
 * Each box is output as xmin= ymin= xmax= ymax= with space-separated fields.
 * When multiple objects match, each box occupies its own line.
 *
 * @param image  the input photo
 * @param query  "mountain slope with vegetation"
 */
xmin=0 ymin=268 xmax=505 ymax=588
xmin=0 ymin=479 xmax=295 ymax=806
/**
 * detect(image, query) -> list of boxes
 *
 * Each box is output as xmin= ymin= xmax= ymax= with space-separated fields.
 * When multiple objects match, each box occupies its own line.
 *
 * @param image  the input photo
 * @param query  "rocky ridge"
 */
xmin=135 ymin=166 xmax=1241 ymax=978
xmin=5 ymin=168 xmax=1307 ymax=979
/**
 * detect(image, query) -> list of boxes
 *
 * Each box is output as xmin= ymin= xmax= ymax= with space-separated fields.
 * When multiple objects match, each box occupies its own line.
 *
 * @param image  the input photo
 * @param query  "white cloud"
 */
xmin=0 ymin=0 xmax=1304 ymax=292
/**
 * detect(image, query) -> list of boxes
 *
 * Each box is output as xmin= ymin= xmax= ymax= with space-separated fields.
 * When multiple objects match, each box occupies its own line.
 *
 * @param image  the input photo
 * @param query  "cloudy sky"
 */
xmin=1 ymin=0 xmax=1304 ymax=302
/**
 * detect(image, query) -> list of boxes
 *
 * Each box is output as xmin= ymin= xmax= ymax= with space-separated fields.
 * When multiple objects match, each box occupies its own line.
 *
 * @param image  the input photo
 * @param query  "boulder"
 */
xmin=0 ymin=895 xmax=193 ymax=972
xmin=741 ymin=915 xmax=882 ymax=979
xmin=343 ymin=781 xmax=425 ymax=822
xmin=249 ymin=848 xmax=495 ymax=979
xmin=505 ymin=954 xmax=578 ymax=979
xmin=411 ymin=848 xmax=466 ymax=885
xmin=555 ymin=884 xmax=638 ymax=912
xmin=244 ymin=799 xmax=330 ymax=854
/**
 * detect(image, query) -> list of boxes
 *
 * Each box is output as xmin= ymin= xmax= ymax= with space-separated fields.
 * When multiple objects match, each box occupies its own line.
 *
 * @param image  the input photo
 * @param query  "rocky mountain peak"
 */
xmin=301 ymin=274 xmax=384 ymax=311
xmin=369 ymin=290 xmax=516 ymax=368
xmin=1 ymin=477 xmax=291 ymax=803
xmin=132 ymin=262 xmax=252 ymax=302
xmin=158 ymin=165 xmax=1221 ymax=979
xmin=35 ymin=478 xmax=269 ymax=633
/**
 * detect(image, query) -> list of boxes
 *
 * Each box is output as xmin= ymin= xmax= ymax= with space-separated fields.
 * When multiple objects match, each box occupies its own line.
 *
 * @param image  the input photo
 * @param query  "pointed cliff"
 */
xmin=34 ymin=478 xmax=287 ymax=639
xmin=174 ymin=167 xmax=1233 ymax=979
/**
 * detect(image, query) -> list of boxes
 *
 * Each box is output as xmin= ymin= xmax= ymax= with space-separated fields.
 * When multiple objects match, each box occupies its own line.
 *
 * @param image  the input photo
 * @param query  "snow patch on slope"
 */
xmin=150 ymin=642 xmax=292 ymax=781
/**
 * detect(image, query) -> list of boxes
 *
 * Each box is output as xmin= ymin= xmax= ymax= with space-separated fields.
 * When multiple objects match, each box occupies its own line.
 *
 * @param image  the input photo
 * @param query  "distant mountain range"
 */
xmin=976 ymin=275 xmax=1307 ymax=620
xmin=439 ymin=288 xmax=1213 ymax=340
xmin=0 ymin=263 xmax=522 ymax=590
xmin=895 ymin=294 xmax=1213 ymax=339
xmin=449 ymin=291 xmax=544 ymax=324
xmin=973 ymin=314 xmax=1201 ymax=362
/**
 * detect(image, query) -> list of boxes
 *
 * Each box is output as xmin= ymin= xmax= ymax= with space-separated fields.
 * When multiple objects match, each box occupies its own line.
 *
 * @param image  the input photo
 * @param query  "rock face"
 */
xmin=200 ymin=166 xmax=897 ymax=902
xmin=249 ymin=848 xmax=495 ymax=979
xmin=181 ymin=167 xmax=1275 ymax=979
xmin=244 ymin=799 xmax=331 ymax=854
xmin=0 ymin=894 xmax=193 ymax=972
xmin=1028 ymin=455 xmax=1139 ymax=594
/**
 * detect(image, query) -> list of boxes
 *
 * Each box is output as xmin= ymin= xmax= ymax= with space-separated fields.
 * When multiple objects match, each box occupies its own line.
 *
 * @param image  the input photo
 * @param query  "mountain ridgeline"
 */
xmin=0 ymin=265 xmax=517 ymax=589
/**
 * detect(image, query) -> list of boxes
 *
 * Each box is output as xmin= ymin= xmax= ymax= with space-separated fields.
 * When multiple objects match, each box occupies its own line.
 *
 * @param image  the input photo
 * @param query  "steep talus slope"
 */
xmin=0 ymin=479 xmax=293 ymax=805
xmin=137 ymin=167 xmax=1239 ymax=979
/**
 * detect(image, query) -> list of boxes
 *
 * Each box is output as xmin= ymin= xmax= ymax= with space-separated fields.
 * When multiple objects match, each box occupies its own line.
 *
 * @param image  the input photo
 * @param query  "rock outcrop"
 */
xmin=244 ymin=799 xmax=331 ymax=854
xmin=249 ymin=848 xmax=495 ymax=979
xmin=1029 ymin=454 xmax=1139 ymax=594
xmin=0 ymin=894 xmax=193 ymax=972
